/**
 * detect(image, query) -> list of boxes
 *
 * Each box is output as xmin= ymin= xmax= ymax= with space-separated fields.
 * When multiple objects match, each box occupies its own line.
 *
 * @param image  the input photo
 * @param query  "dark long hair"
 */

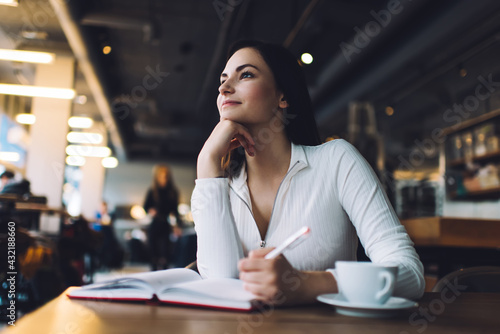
xmin=222 ymin=40 xmax=321 ymax=178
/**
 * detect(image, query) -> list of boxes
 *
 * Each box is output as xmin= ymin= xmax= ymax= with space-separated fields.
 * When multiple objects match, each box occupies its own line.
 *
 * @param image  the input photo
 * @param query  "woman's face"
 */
xmin=156 ymin=168 xmax=168 ymax=187
xmin=217 ymin=48 xmax=287 ymax=126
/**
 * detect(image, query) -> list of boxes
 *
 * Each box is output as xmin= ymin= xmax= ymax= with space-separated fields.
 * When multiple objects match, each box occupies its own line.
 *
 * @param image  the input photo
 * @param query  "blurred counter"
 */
xmin=401 ymin=216 xmax=500 ymax=248
xmin=401 ymin=216 xmax=500 ymax=279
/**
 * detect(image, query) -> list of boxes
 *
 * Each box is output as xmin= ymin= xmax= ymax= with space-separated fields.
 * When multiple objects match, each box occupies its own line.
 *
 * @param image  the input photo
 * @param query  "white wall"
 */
xmin=102 ymin=161 xmax=196 ymax=212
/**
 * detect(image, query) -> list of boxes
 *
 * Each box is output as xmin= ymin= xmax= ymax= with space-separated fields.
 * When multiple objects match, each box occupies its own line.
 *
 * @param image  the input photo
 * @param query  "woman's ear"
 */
xmin=279 ymin=95 xmax=289 ymax=109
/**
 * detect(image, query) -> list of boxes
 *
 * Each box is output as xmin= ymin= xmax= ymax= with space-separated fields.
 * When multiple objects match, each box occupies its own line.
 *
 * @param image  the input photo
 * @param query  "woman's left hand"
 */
xmin=238 ymin=248 xmax=307 ymax=306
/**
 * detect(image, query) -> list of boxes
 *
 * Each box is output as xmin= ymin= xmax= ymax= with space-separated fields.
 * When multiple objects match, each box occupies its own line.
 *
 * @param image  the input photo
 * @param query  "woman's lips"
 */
xmin=222 ymin=100 xmax=241 ymax=107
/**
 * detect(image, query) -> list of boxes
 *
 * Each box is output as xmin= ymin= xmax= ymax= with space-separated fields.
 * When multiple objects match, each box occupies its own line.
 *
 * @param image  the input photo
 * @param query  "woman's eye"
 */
xmin=241 ymin=71 xmax=254 ymax=79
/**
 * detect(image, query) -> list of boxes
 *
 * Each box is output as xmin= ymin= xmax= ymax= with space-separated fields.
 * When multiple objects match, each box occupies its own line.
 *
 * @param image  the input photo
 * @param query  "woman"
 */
xmin=191 ymin=40 xmax=424 ymax=305
xmin=144 ymin=164 xmax=181 ymax=271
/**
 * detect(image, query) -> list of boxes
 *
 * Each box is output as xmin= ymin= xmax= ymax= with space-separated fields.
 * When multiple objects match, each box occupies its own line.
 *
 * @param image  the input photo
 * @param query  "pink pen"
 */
xmin=264 ymin=226 xmax=311 ymax=259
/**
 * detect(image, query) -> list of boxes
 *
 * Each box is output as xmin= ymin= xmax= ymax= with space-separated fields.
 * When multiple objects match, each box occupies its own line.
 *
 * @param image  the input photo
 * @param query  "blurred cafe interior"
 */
xmin=1 ymin=0 xmax=500 ymax=325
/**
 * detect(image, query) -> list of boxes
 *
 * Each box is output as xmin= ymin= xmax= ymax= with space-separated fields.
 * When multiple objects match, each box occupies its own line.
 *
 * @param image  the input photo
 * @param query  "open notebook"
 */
xmin=67 ymin=268 xmax=258 ymax=311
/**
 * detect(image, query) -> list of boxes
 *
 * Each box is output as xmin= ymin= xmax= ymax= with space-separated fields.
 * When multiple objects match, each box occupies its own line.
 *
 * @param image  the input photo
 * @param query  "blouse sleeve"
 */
xmin=334 ymin=140 xmax=425 ymax=300
xmin=191 ymin=178 xmax=244 ymax=279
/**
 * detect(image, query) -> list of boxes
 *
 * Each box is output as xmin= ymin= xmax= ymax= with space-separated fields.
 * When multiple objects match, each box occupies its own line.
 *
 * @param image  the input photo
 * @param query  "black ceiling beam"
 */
xmin=283 ymin=0 xmax=322 ymax=48
xmin=370 ymin=15 xmax=500 ymax=107
xmin=81 ymin=13 xmax=158 ymax=44
xmin=308 ymin=0 xmax=428 ymax=103
xmin=313 ymin=0 xmax=500 ymax=126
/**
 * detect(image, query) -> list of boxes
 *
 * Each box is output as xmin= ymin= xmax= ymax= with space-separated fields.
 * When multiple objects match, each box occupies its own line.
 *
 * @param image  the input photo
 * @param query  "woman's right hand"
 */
xmin=197 ymin=118 xmax=256 ymax=179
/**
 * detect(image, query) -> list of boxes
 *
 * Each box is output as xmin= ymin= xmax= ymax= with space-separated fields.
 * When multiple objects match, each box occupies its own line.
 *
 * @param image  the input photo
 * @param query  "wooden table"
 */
xmin=401 ymin=216 xmax=500 ymax=248
xmin=3 ymin=288 xmax=500 ymax=334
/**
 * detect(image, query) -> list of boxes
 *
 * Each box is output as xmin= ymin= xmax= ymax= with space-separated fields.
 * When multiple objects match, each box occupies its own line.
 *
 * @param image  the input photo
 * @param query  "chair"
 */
xmin=431 ymin=266 xmax=500 ymax=293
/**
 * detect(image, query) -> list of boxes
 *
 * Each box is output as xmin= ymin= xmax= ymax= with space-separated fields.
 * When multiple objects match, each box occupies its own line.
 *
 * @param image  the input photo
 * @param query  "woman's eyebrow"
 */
xmin=220 ymin=64 xmax=259 ymax=78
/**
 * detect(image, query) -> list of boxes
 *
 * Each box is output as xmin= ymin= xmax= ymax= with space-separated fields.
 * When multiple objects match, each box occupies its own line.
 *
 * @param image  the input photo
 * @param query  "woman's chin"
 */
xmin=219 ymin=112 xmax=240 ymax=122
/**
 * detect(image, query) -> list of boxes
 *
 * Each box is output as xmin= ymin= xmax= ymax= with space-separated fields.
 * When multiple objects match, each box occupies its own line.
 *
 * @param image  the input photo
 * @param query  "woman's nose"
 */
xmin=218 ymin=80 xmax=234 ymax=95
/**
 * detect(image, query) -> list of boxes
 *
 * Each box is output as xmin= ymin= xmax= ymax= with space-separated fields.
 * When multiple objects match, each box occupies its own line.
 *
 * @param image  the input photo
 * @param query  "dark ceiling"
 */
xmin=2 ymin=0 xmax=500 ymax=163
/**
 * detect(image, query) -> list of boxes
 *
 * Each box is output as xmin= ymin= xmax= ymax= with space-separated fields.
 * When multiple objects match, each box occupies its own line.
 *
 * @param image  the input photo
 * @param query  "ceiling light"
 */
xmin=385 ymin=106 xmax=394 ymax=116
xmin=101 ymin=156 xmax=118 ymax=168
xmin=0 ymin=84 xmax=75 ymax=99
xmin=66 ymin=145 xmax=111 ymax=158
xmin=102 ymin=46 xmax=112 ymax=55
xmin=15 ymin=113 xmax=36 ymax=125
xmin=74 ymin=95 xmax=87 ymax=105
xmin=0 ymin=49 xmax=55 ymax=64
xmin=0 ymin=152 xmax=20 ymax=162
xmin=68 ymin=116 xmax=93 ymax=129
xmin=300 ymin=53 xmax=313 ymax=65
xmin=66 ymin=155 xmax=86 ymax=166
xmin=67 ymin=132 xmax=103 ymax=144
xmin=0 ymin=0 xmax=19 ymax=7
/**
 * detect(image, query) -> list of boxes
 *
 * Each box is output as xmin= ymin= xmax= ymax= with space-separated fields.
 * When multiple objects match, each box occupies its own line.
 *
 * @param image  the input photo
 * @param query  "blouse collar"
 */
xmin=231 ymin=142 xmax=309 ymax=190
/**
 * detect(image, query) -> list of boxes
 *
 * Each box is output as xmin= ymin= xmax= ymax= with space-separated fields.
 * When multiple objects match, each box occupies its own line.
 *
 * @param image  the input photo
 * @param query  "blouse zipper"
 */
xmin=230 ymin=160 xmax=302 ymax=248
xmin=265 ymin=161 xmax=301 ymax=240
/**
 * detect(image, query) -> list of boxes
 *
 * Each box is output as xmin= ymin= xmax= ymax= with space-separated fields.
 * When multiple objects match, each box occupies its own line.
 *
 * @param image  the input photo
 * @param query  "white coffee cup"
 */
xmin=334 ymin=261 xmax=398 ymax=305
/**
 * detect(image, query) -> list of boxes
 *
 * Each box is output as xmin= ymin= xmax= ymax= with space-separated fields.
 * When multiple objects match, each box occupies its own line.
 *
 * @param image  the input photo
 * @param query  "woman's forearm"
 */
xmin=278 ymin=270 xmax=338 ymax=306
xmin=298 ymin=270 xmax=338 ymax=304
xmin=191 ymin=178 xmax=244 ymax=278
xmin=197 ymin=151 xmax=224 ymax=178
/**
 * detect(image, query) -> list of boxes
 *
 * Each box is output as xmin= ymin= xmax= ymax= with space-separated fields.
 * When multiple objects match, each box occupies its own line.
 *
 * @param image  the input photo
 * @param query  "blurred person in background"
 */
xmin=94 ymin=201 xmax=123 ymax=270
xmin=143 ymin=164 xmax=182 ymax=270
xmin=0 ymin=170 xmax=30 ymax=195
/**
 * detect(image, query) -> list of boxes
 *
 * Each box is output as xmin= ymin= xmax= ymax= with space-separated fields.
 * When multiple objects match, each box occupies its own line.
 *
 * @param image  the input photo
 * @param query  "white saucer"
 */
xmin=317 ymin=293 xmax=418 ymax=318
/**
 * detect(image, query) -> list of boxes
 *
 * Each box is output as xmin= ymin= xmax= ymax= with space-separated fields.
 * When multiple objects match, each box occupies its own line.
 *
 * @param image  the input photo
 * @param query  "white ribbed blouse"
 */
xmin=191 ymin=139 xmax=425 ymax=300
